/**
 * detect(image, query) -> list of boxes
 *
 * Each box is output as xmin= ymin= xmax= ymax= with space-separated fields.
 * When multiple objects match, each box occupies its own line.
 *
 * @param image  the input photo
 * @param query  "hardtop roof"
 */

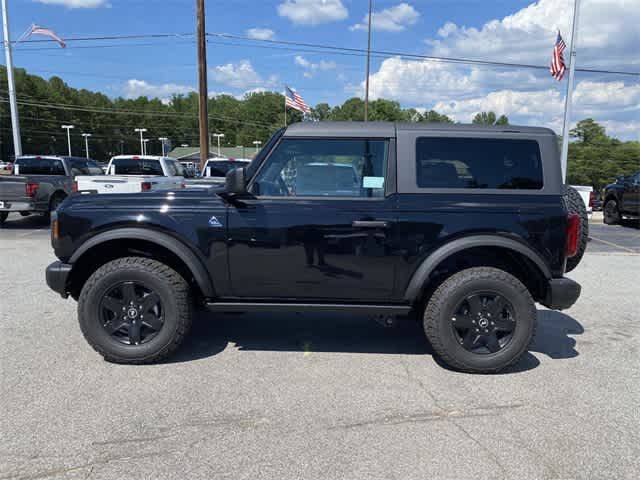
xmin=283 ymin=121 xmax=555 ymax=137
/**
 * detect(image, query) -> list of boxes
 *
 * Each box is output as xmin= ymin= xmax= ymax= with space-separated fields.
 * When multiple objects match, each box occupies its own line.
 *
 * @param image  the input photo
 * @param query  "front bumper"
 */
xmin=541 ymin=277 xmax=581 ymax=310
xmin=45 ymin=261 xmax=72 ymax=298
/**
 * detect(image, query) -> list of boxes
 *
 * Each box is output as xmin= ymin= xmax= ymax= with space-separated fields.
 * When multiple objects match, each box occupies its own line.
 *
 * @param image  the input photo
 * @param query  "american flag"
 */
xmin=550 ymin=31 xmax=566 ymax=81
xmin=25 ymin=24 xmax=66 ymax=48
xmin=285 ymin=86 xmax=310 ymax=113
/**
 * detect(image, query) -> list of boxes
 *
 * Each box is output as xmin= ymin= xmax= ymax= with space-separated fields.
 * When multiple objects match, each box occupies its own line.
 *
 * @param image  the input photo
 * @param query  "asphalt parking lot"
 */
xmin=1 ymin=212 xmax=639 ymax=480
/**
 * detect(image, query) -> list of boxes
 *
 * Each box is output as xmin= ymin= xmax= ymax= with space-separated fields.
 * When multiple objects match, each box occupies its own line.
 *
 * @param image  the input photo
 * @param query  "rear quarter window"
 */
xmin=416 ymin=137 xmax=543 ymax=190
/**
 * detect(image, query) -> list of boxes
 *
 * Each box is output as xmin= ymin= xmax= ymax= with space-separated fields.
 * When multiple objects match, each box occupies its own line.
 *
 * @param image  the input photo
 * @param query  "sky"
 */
xmin=2 ymin=0 xmax=639 ymax=140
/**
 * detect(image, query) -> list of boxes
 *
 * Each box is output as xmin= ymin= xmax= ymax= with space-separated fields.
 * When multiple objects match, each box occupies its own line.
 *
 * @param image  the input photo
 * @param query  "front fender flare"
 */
xmin=69 ymin=227 xmax=215 ymax=297
xmin=403 ymin=235 xmax=551 ymax=303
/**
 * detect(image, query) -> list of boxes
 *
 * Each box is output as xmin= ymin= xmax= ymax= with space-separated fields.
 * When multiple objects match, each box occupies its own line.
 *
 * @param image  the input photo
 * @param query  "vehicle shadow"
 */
xmin=167 ymin=308 xmax=584 ymax=373
xmin=0 ymin=213 xmax=49 ymax=230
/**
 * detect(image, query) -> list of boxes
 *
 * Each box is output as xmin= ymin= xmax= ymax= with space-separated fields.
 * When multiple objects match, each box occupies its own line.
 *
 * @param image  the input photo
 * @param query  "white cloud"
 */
xmin=35 ymin=0 xmax=109 ymax=8
xmin=212 ymin=60 xmax=278 ymax=90
xmin=277 ymin=0 xmax=348 ymax=25
xmin=246 ymin=28 xmax=275 ymax=41
xmin=351 ymin=3 xmax=419 ymax=32
xmin=123 ymin=79 xmax=195 ymax=103
xmin=294 ymin=55 xmax=337 ymax=78
xmin=426 ymin=0 xmax=639 ymax=69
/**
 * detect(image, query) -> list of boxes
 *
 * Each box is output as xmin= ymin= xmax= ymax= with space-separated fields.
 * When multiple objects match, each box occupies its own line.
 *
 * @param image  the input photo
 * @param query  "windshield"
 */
xmin=111 ymin=158 xmax=164 ymax=176
xmin=70 ymin=158 xmax=104 ymax=176
xmin=204 ymin=161 xmax=243 ymax=177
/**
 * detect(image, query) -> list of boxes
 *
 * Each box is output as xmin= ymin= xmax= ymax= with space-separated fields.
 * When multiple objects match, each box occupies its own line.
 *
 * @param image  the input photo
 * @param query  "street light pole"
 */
xmin=252 ymin=140 xmax=262 ymax=154
xmin=143 ymin=139 xmax=149 ymax=156
xmin=2 ymin=0 xmax=22 ymax=157
xmin=81 ymin=133 xmax=92 ymax=158
xmin=134 ymin=128 xmax=147 ymax=155
xmin=158 ymin=137 xmax=168 ymax=156
xmin=236 ymin=145 xmax=245 ymax=159
xmin=61 ymin=125 xmax=74 ymax=156
xmin=212 ymin=133 xmax=224 ymax=156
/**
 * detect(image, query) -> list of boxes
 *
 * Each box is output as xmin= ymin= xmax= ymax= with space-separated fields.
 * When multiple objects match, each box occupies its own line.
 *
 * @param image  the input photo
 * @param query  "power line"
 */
xmin=12 ymin=31 xmax=639 ymax=77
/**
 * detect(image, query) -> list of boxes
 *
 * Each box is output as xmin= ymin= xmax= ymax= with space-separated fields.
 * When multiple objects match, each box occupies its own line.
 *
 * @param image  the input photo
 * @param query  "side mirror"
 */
xmin=225 ymin=167 xmax=247 ymax=195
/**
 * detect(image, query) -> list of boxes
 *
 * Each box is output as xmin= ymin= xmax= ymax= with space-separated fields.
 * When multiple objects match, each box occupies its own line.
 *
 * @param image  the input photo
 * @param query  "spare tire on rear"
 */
xmin=565 ymin=186 xmax=588 ymax=273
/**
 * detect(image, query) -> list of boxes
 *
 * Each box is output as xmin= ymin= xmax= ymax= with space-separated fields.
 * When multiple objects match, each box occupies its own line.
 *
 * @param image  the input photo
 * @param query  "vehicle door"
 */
xmin=624 ymin=173 xmax=640 ymax=215
xmin=227 ymin=137 xmax=398 ymax=301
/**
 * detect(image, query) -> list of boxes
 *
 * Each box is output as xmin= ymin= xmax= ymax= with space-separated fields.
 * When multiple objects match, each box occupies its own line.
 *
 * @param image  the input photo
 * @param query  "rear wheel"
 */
xmin=423 ymin=267 xmax=536 ymax=374
xmin=44 ymin=193 xmax=66 ymax=223
xmin=565 ymin=186 xmax=589 ymax=273
xmin=603 ymin=199 xmax=621 ymax=225
xmin=78 ymin=257 xmax=192 ymax=364
xmin=0 ymin=211 xmax=7 ymax=226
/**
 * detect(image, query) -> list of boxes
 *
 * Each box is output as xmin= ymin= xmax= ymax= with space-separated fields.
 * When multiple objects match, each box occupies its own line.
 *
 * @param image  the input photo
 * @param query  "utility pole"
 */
xmin=81 ymin=133 xmax=91 ymax=158
xmin=560 ymin=0 xmax=581 ymax=183
xmin=61 ymin=125 xmax=74 ymax=156
xmin=363 ymin=0 xmax=373 ymax=122
xmin=134 ymin=128 xmax=147 ymax=155
xmin=196 ymin=0 xmax=210 ymax=172
xmin=2 ymin=0 xmax=22 ymax=157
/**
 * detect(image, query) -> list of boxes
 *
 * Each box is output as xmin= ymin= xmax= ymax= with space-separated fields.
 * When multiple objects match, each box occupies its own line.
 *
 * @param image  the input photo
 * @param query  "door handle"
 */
xmin=352 ymin=220 xmax=389 ymax=228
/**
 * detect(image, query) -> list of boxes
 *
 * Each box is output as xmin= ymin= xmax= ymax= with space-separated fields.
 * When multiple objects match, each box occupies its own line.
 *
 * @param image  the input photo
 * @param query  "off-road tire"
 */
xmin=0 ymin=211 xmax=7 ymax=226
xmin=603 ymin=198 xmax=621 ymax=225
xmin=423 ymin=267 xmax=536 ymax=374
xmin=78 ymin=257 xmax=192 ymax=364
xmin=565 ymin=186 xmax=589 ymax=273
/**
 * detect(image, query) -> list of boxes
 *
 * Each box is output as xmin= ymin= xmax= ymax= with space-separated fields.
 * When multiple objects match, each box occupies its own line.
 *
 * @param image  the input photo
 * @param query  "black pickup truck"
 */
xmin=45 ymin=122 xmax=582 ymax=373
xmin=602 ymin=171 xmax=640 ymax=224
xmin=0 ymin=155 xmax=103 ymax=225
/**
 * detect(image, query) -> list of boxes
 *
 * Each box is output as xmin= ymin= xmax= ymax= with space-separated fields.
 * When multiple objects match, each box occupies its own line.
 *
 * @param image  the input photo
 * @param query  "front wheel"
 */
xmin=78 ymin=257 xmax=192 ymax=364
xmin=423 ymin=267 xmax=536 ymax=373
xmin=603 ymin=199 xmax=621 ymax=225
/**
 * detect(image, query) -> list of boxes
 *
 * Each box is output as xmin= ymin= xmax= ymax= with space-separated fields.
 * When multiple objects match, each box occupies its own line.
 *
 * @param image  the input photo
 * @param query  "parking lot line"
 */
xmin=588 ymin=235 xmax=638 ymax=253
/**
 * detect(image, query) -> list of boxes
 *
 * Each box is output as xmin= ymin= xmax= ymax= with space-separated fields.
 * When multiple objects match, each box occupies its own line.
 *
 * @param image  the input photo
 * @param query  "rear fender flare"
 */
xmin=403 ymin=235 xmax=551 ymax=303
xmin=69 ymin=227 xmax=215 ymax=297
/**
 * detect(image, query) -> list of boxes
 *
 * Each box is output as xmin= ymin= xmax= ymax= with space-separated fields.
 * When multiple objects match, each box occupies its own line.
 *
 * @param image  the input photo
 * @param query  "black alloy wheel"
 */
xmin=603 ymin=200 xmax=620 ymax=225
xmin=450 ymin=292 xmax=515 ymax=354
xmin=100 ymin=281 xmax=164 ymax=345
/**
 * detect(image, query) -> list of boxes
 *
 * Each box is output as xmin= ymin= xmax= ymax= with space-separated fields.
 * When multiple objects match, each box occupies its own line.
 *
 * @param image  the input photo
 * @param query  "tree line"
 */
xmin=1 ymin=66 xmax=637 ymax=189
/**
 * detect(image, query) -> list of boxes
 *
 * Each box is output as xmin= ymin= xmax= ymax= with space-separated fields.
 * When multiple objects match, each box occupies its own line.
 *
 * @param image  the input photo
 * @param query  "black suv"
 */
xmin=45 ymin=122 xmax=582 ymax=373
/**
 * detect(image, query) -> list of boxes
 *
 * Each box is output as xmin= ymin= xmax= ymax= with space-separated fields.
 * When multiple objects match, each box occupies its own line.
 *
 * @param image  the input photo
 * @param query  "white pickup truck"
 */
xmin=75 ymin=156 xmax=185 ymax=194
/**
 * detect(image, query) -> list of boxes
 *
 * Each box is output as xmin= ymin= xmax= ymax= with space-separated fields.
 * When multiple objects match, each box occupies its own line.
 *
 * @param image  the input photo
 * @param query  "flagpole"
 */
xmin=1 ymin=0 xmax=22 ymax=157
xmin=284 ymin=86 xmax=287 ymax=127
xmin=560 ymin=0 xmax=581 ymax=183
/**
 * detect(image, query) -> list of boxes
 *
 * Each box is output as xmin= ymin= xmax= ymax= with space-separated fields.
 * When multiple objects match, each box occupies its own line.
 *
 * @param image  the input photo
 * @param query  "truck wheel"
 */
xmin=78 ymin=257 xmax=192 ymax=364
xmin=0 ymin=212 xmax=7 ymax=226
xmin=45 ymin=193 xmax=66 ymax=223
xmin=603 ymin=199 xmax=621 ymax=225
xmin=565 ymin=186 xmax=589 ymax=273
xmin=423 ymin=267 xmax=536 ymax=374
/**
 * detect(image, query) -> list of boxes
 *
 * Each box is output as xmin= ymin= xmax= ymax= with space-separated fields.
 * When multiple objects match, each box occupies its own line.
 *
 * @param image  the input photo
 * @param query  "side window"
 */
xmin=252 ymin=138 xmax=388 ymax=198
xmin=416 ymin=137 xmax=543 ymax=190
xmin=164 ymin=161 xmax=177 ymax=177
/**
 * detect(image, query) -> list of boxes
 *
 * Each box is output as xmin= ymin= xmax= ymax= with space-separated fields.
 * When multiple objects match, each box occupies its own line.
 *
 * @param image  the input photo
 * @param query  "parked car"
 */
xmin=602 ymin=172 xmax=640 ymax=224
xmin=75 ymin=155 xmax=185 ymax=194
xmin=184 ymin=158 xmax=251 ymax=189
xmin=45 ymin=122 xmax=582 ymax=373
xmin=0 ymin=155 xmax=102 ymax=225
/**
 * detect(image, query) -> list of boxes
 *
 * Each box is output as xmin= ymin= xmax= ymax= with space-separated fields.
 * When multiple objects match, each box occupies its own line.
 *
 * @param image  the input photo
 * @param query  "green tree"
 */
xmin=472 ymin=111 xmax=509 ymax=125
